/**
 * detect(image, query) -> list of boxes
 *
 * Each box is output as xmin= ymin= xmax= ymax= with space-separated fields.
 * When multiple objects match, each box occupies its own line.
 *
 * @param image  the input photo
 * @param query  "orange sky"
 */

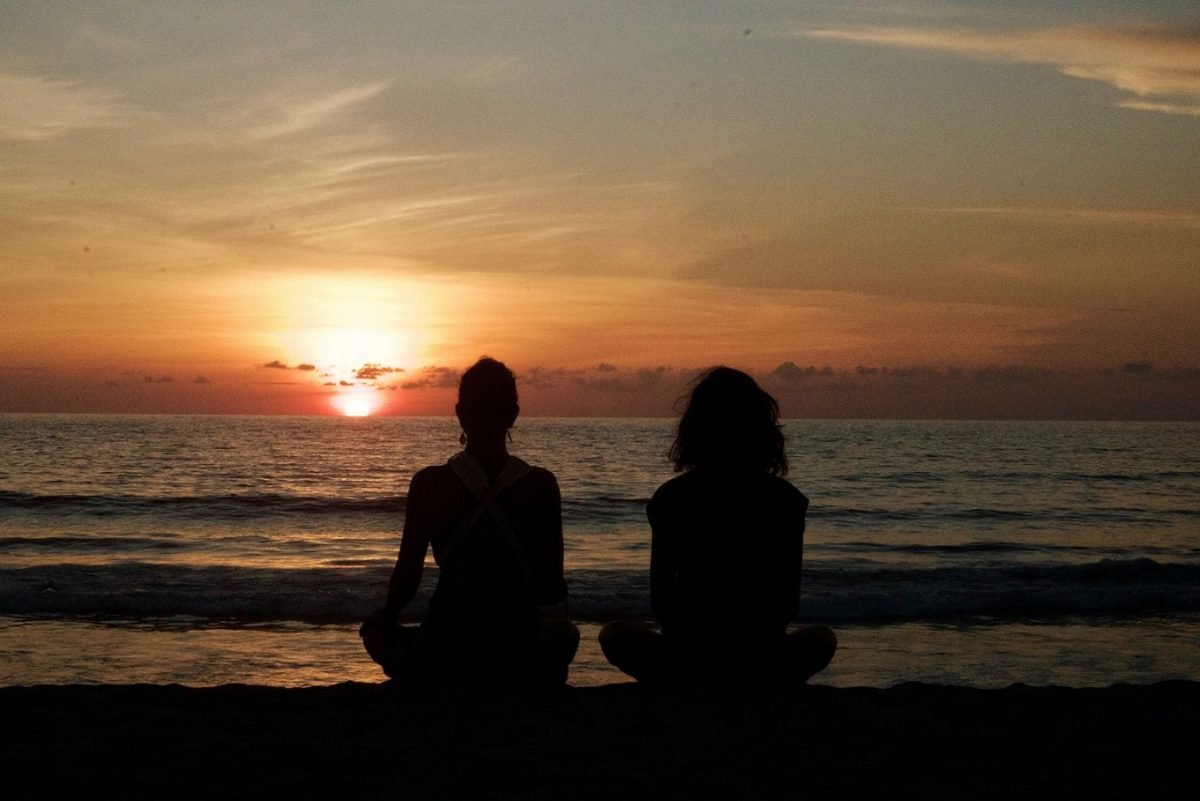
xmin=2 ymin=2 xmax=1198 ymax=418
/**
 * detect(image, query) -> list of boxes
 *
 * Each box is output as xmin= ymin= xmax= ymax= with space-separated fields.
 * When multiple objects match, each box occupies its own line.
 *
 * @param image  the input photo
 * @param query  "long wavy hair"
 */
xmin=669 ymin=366 xmax=787 ymax=476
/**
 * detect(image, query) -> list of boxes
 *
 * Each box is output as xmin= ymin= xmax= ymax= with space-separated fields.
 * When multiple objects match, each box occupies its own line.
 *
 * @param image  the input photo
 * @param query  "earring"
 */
xmin=459 ymin=431 xmax=467 ymax=445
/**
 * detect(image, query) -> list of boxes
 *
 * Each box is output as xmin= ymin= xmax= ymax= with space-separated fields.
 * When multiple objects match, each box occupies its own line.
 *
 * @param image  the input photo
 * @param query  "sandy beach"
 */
xmin=2 ymin=680 xmax=1195 ymax=799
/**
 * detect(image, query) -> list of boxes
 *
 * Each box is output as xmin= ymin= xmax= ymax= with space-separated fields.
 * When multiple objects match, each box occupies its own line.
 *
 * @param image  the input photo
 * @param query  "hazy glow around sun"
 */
xmin=307 ymin=327 xmax=408 ymax=369
xmin=253 ymin=273 xmax=438 ymax=370
xmin=339 ymin=394 xmax=374 ymax=417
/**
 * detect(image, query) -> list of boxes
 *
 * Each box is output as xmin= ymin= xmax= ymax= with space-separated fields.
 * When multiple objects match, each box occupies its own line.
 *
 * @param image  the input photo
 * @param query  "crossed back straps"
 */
xmin=440 ymin=451 xmax=534 ymax=581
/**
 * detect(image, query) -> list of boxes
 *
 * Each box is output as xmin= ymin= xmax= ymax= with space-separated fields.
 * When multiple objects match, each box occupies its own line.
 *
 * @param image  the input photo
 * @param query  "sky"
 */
xmin=2 ymin=1 xmax=1198 ymax=418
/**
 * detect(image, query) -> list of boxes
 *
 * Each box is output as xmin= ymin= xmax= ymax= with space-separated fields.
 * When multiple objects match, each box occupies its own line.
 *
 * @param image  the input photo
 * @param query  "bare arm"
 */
xmin=384 ymin=471 xmax=433 ymax=616
xmin=531 ymin=469 xmax=567 ymax=605
xmin=773 ymin=490 xmax=808 ymax=624
xmin=647 ymin=495 xmax=677 ymax=628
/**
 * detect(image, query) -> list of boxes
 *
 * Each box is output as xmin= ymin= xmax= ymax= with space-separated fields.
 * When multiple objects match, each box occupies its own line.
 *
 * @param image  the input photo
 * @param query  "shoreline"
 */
xmin=4 ymin=680 xmax=1195 ymax=799
xmin=5 ymin=616 xmax=1199 ymax=690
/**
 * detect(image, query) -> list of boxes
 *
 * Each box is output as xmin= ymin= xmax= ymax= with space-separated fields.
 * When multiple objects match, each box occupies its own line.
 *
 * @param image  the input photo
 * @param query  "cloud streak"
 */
xmin=803 ymin=24 xmax=1200 ymax=117
xmin=248 ymin=81 xmax=392 ymax=140
xmin=910 ymin=206 xmax=1200 ymax=229
xmin=0 ymin=73 xmax=146 ymax=139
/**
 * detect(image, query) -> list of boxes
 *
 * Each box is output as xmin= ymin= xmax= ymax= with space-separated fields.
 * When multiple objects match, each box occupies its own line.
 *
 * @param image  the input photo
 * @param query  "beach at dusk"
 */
xmin=2 ymin=2 xmax=1198 ymax=798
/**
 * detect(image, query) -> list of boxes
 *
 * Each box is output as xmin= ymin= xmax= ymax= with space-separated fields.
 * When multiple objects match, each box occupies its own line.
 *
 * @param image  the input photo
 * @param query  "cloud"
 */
xmin=509 ymin=361 xmax=1200 ymax=418
xmin=517 ymin=364 xmax=685 ymax=395
xmin=192 ymin=375 xmax=211 ymax=384
xmin=969 ymin=365 xmax=1053 ymax=382
xmin=764 ymin=364 xmax=1068 ymax=386
xmin=1119 ymin=361 xmax=1154 ymax=375
xmin=143 ymin=375 xmax=172 ymax=384
xmin=1152 ymin=367 xmax=1200 ymax=381
xmin=520 ymin=367 xmax=573 ymax=390
xmin=260 ymin=360 xmax=324 ymax=373
xmin=912 ymin=206 xmax=1200 ymax=230
xmin=0 ymin=73 xmax=146 ymax=140
xmin=249 ymin=81 xmax=391 ymax=140
xmin=1116 ymin=100 xmax=1200 ymax=118
xmin=400 ymin=366 xmax=461 ymax=390
xmin=569 ymin=366 xmax=673 ymax=393
xmin=802 ymin=24 xmax=1200 ymax=117
xmin=355 ymin=364 xmax=402 ymax=380
xmin=753 ymin=362 xmax=1200 ymax=418
xmin=770 ymin=362 xmax=834 ymax=382
xmin=0 ymin=365 xmax=50 ymax=373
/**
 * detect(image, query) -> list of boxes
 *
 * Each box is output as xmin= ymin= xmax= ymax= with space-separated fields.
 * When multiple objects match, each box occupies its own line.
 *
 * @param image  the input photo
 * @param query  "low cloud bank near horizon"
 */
xmin=515 ymin=361 xmax=1200 ymax=420
xmin=1 ymin=360 xmax=1197 ymax=420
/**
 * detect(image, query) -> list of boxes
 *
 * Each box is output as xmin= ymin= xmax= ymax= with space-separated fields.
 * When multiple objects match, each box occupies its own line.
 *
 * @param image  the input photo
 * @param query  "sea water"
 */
xmin=1 ymin=415 xmax=1198 ymax=688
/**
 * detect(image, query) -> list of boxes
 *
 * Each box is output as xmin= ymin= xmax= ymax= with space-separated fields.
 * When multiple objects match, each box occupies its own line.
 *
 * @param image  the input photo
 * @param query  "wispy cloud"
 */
xmin=248 ymin=81 xmax=391 ymax=140
xmin=803 ymin=24 xmax=1200 ymax=117
xmin=910 ymin=206 xmax=1200 ymax=229
xmin=1117 ymin=100 xmax=1200 ymax=118
xmin=0 ymin=73 xmax=145 ymax=139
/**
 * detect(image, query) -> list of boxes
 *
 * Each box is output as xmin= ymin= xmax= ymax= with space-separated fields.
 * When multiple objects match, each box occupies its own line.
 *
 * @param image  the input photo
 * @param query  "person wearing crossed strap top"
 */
xmin=361 ymin=357 xmax=579 ymax=688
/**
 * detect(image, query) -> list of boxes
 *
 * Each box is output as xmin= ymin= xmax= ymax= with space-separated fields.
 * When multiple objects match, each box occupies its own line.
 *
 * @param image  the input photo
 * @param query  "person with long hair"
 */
xmin=361 ymin=357 xmax=579 ymax=688
xmin=599 ymin=366 xmax=836 ymax=685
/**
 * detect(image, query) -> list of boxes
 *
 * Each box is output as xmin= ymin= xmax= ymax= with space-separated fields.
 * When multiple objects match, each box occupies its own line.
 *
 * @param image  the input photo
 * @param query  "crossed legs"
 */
xmin=599 ymin=620 xmax=837 ymax=685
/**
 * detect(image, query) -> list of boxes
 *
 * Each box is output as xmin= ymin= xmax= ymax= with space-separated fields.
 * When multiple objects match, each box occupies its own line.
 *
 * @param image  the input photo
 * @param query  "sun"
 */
xmin=340 ymin=396 xmax=372 ymax=417
xmin=335 ymin=388 xmax=381 ymax=417
xmin=254 ymin=273 xmax=451 ymax=415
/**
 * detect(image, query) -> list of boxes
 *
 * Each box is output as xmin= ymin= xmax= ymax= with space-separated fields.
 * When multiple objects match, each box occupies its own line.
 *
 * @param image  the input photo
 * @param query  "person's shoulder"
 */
xmin=648 ymin=472 xmax=699 ymax=520
xmin=765 ymin=474 xmax=809 ymax=510
xmin=413 ymin=463 xmax=454 ymax=480
xmin=507 ymin=461 xmax=559 ymax=502
xmin=404 ymin=464 xmax=464 ymax=513
xmin=650 ymin=472 xmax=692 ymax=501
xmin=764 ymin=473 xmax=803 ymax=491
xmin=521 ymin=463 xmax=559 ymax=491
xmin=409 ymin=463 xmax=457 ymax=491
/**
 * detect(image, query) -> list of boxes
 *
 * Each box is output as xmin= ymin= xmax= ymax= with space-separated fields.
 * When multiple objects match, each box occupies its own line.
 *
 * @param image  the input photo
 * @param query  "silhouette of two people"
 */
xmin=362 ymin=360 xmax=835 ymax=689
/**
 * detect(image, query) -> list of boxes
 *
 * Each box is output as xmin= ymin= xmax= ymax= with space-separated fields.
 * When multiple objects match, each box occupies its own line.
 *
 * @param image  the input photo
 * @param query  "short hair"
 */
xmin=457 ymin=356 xmax=518 ymax=434
xmin=669 ymin=366 xmax=787 ymax=475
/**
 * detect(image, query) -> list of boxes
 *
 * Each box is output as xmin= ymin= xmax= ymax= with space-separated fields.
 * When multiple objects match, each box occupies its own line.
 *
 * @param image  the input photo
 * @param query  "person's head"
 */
xmin=456 ymin=357 xmax=519 ymax=440
xmin=669 ymin=366 xmax=787 ymax=475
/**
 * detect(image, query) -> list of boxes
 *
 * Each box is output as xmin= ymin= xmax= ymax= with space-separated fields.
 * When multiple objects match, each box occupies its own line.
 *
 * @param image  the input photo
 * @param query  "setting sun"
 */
xmin=337 ymin=393 xmax=375 ymax=417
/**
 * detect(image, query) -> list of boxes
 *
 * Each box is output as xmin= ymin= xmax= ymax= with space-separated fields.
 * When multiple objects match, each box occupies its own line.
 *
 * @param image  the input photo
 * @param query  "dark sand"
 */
xmin=2 ymin=681 xmax=1195 ymax=799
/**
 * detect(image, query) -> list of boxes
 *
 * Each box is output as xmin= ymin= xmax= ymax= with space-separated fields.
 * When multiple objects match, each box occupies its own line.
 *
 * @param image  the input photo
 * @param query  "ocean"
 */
xmin=2 ymin=414 xmax=1198 ymax=688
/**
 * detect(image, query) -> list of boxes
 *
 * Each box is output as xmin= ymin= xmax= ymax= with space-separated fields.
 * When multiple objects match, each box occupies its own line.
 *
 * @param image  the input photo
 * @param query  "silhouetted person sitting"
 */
xmin=599 ymin=366 xmax=836 ymax=687
xmin=360 ymin=357 xmax=579 ymax=689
